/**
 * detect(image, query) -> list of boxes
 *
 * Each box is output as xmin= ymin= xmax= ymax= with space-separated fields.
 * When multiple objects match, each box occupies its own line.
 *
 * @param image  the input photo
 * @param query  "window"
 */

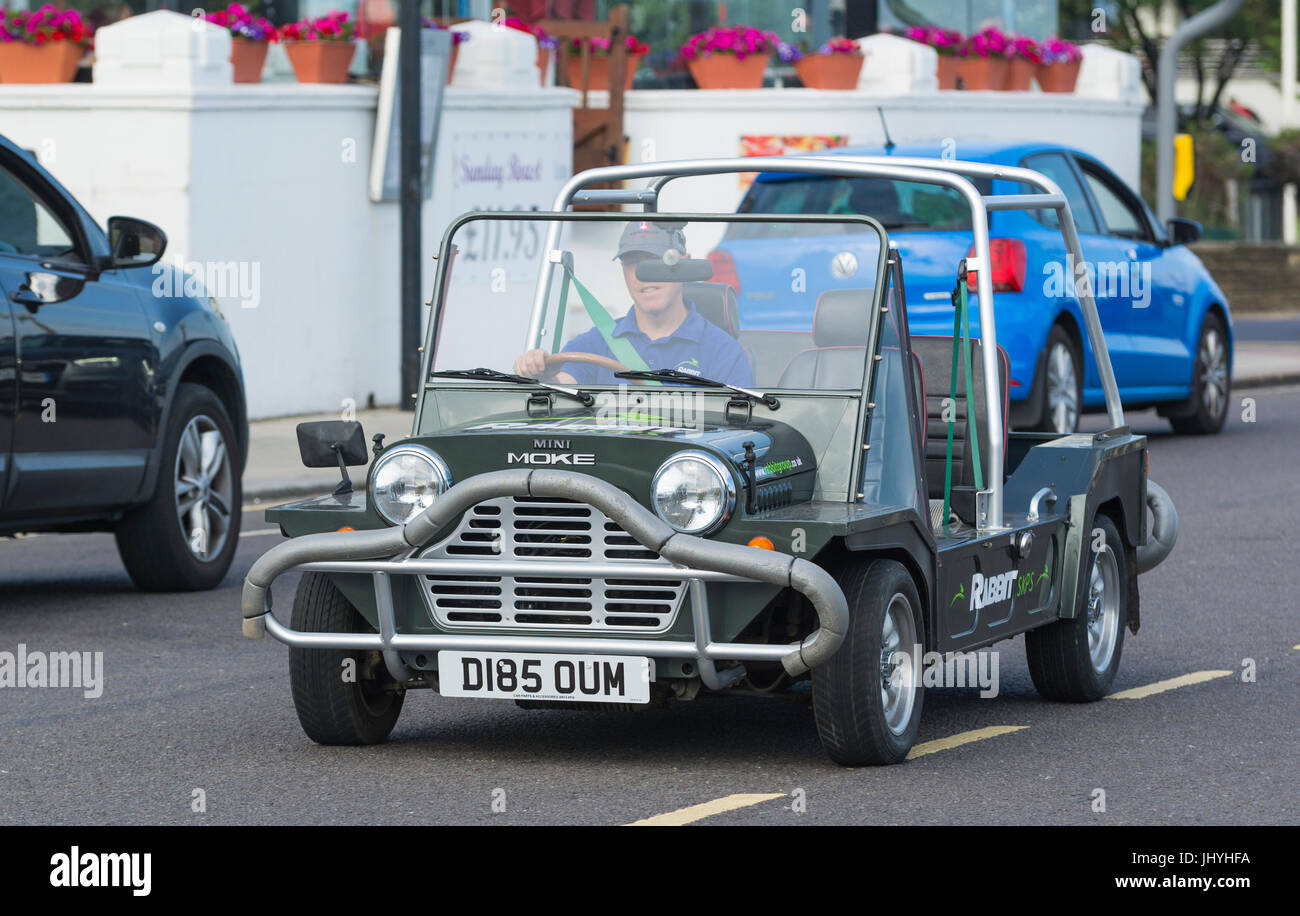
xmin=1080 ymin=168 xmax=1148 ymax=241
xmin=1020 ymin=152 xmax=1098 ymax=236
xmin=0 ymin=163 xmax=78 ymax=261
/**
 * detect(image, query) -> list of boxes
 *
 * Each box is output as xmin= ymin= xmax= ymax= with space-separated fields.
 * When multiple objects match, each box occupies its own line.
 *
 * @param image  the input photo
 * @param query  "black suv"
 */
xmin=0 ymin=135 xmax=247 ymax=590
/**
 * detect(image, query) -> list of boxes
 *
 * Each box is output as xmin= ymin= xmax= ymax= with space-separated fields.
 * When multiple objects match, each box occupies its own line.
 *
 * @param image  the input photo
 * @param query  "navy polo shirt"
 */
xmin=558 ymin=301 xmax=754 ymax=387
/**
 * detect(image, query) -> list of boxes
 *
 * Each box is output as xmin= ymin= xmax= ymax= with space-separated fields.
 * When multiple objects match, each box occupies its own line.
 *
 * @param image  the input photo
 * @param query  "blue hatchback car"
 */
xmin=716 ymin=141 xmax=1232 ymax=434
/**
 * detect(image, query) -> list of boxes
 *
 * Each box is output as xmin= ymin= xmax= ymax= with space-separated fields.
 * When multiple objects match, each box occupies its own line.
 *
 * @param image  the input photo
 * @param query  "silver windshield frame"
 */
xmin=528 ymin=156 xmax=1125 ymax=532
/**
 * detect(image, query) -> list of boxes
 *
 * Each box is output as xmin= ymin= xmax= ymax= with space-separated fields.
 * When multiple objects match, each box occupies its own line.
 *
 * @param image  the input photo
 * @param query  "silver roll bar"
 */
xmin=526 ymin=155 xmax=1127 ymax=532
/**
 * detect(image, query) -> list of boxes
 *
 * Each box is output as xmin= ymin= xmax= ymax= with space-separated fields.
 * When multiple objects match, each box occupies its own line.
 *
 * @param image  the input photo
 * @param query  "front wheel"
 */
xmin=289 ymin=572 xmax=405 ymax=745
xmin=812 ymin=559 xmax=925 ymax=766
xmin=1169 ymin=312 xmax=1230 ymax=435
xmin=1026 ymin=513 xmax=1127 ymax=701
xmin=115 ymin=383 xmax=241 ymax=591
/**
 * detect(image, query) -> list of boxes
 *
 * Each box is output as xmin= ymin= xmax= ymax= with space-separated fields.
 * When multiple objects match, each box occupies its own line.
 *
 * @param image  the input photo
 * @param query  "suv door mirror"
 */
xmin=1166 ymin=217 xmax=1202 ymax=246
xmin=106 ymin=216 xmax=167 ymax=268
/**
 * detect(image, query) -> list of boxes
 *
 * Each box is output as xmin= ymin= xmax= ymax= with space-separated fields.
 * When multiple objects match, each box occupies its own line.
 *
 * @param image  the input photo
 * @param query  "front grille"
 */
xmin=418 ymin=497 xmax=686 ymax=632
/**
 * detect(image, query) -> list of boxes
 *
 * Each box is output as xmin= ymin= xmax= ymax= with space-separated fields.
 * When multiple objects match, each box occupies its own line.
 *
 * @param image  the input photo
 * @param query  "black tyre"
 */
xmin=1026 ymin=514 xmax=1127 ymax=701
xmin=1169 ymin=312 xmax=1230 ymax=435
xmin=1033 ymin=324 xmax=1082 ymax=434
xmin=812 ymin=559 xmax=925 ymax=766
xmin=289 ymin=572 xmax=404 ymax=745
xmin=115 ymin=383 xmax=241 ymax=591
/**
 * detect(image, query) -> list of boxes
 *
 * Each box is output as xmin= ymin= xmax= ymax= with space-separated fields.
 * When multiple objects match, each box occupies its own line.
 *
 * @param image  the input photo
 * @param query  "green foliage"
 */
xmin=1070 ymin=0 xmax=1284 ymax=124
xmin=1142 ymin=128 xmax=1256 ymax=236
xmin=1271 ymin=130 xmax=1300 ymax=187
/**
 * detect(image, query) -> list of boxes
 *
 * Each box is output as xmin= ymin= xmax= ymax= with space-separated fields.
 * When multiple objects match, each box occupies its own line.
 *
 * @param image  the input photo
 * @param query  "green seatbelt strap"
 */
xmin=942 ymin=265 xmax=984 ymax=532
xmin=960 ymin=281 xmax=984 ymax=492
xmin=550 ymin=266 xmax=572 ymax=353
xmin=563 ymin=267 xmax=652 ymax=372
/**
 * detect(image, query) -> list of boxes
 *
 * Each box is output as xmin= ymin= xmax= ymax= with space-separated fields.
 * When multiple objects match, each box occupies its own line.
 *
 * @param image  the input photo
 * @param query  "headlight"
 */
xmin=651 ymin=450 xmax=736 ymax=535
xmin=369 ymin=445 xmax=451 ymax=525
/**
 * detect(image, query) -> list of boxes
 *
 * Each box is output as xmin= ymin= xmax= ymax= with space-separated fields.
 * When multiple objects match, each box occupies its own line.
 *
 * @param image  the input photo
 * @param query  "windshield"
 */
xmin=430 ymin=214 xmax=885 ymax=393
xmin=735 ymin=175 xmax=991 ymax=234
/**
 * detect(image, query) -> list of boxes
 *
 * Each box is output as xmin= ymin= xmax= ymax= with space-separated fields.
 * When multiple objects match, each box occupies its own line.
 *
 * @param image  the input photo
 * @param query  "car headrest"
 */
xmin=684 ymin=281 xmax=740 ymax=338
xmin=813 ymin=289 xmax=872 ymax=348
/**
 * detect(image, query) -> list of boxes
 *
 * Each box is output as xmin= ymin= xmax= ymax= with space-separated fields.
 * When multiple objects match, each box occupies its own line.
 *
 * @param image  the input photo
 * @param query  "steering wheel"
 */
xmin=541 ymin=351 xmax=648 ymax=386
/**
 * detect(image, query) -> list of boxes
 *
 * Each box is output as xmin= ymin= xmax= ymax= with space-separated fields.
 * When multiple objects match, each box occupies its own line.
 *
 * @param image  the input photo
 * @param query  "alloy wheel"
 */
xmin=1086 ymin=543 xmax=1120 ymax=672
xmin=1046 ymin=340 xmax=1080 ymax=434
xmin=173 ymin=414 xmax=233 ymax=562
xmin=879 ymin=593 xmax=918 ymax=735
xmin=1199 ymin=327 xmax=1228 ymax=420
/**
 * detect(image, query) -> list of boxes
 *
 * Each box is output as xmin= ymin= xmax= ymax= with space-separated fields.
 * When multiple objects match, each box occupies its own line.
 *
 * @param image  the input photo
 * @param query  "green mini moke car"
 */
xmin=242 ymin=157 xmax=1178 ymax=765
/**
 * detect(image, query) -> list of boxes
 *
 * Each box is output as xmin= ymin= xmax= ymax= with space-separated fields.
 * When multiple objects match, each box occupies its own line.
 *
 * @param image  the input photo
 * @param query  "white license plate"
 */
xmin=437 ymin=651 xmax=652 ymax=704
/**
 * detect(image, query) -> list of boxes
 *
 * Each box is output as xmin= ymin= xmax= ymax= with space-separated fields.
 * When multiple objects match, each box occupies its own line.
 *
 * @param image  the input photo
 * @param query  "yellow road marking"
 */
xmin=906 ymin=725 xmax=1027 ymax=760
xmin=626 ymin=793 xmax=785 ymax=826
xmin=1106 ymin=670 xmax=1232 ymax=700
xmin=630 ymin=727 xmax=1028 ymax=824
xmin=1293 ymin=644 xmax=1300 ymax=651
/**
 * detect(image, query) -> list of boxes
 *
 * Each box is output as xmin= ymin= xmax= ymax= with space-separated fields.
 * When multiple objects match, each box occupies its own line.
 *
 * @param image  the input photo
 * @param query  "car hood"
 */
xmin=406 ymin=407 xmax=818 ymax=502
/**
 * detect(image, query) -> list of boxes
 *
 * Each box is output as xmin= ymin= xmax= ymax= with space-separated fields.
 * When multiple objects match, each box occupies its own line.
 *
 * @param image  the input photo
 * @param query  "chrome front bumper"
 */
xmin=241 ymin=469 xmax=849 ymax=685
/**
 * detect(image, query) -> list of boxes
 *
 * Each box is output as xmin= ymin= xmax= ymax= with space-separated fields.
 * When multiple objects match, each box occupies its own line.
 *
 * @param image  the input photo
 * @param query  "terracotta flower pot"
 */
xmin=688 ymin=53 xmax=767 ymax=90
xmin=537 ymin=47 xmax=550 ymax=84
xmin=0 ymin=41 xmax=83 ymax=84
xmin=936 ymin=55 xmax=959 ymax=89
xmin=447 ymin=42 xmax=458 ymax=85
xmin=1005 ymin=57 xmax=1035 ymax=91
xmin=958 ymin=55 xmax=1007 ymax=90
xmin=284 ymin=39 xmax=355 ymax=84
xmin=794 ymin=53 xmax=863 ymax=90
xmin=1037 ymin=59 xmax=1080 ymax=93
xmin=565 ymin=53 xmax=639 ymax=92
xmin=230 ymin=37 xmax=269 ymax=84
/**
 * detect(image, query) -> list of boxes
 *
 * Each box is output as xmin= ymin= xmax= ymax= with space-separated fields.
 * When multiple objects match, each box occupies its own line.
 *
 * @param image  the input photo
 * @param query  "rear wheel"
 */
xmin=1026 ymin=514 xmax=1127 ymax=701
xmin=1034 ymin=325 xmax=1081 ymax=434
xmin=1169 ymin=312 xmax=1229 ymax=435
xmin=812 ymin=559 xmax=925 ymax=766
xmin=289 ymin=572 xmax=405 ymax=745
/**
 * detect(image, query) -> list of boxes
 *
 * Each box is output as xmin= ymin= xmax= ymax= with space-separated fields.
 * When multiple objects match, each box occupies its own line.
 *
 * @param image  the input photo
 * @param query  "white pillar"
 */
xmin=1284 ymin=183 xmax=1298 ymax=245
xmin=1283 ymin=0 xmax=1296 ymax=127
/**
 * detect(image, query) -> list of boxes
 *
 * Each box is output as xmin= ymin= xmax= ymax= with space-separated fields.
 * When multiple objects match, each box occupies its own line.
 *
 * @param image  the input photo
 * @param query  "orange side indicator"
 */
xmin=747 ymin=536 xmax=775 ymax=551
xmin=337 ymin=526 xmax=355 ymax=532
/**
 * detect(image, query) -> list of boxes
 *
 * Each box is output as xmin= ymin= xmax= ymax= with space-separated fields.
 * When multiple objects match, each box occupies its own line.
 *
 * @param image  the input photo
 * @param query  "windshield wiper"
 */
xmin=431 ymin=368 xmax=594 ymax=407
xmin=614 ymin=369 xmax=779 ymax=409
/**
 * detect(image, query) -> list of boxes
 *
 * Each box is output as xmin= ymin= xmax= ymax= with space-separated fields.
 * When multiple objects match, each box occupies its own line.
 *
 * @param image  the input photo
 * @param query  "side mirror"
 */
xmin=297 ymin=420 xmax=368 ymax=496
xmin=1166 ymin=217 xmax=1202 ymax=246
xmin=635 ymin=257 xmax=714 ymax=282
xmin=106 ymin=216 xmax=167 ymax=269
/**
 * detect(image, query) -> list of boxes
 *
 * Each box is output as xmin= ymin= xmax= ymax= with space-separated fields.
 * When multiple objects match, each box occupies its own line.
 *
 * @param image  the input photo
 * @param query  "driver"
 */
xmin=513 ymin=221 xmax=754 ymax=387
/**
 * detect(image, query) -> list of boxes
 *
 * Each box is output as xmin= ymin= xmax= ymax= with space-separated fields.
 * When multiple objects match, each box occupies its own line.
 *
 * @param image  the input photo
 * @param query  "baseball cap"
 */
xmin=614 ymin=220 xmax=687 ymax=260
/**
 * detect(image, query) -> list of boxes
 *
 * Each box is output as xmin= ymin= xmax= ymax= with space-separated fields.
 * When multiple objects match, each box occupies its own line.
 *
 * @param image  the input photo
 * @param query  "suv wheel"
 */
xmin=1026 ymin=513 xmax=1127 ymax=701
xmin=1169 ymin=312 xmax=1230 ymax=435
xmin=812 ymin=559 xmax=925 ymax=766
xmin=289 ymin=573 xmax=405 ymax=745
xmin=115 ymin=383 xmax=241 ymax=591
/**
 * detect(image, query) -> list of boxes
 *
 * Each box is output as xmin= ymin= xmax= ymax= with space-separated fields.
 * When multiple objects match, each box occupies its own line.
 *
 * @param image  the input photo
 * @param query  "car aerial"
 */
xmin=0 ymin=134 xmax=248 ymax=590
xmin=718 ymin=140 xmax=1233 ymax=436
xmin=241 ymin=155 xmax=1178 ymax=766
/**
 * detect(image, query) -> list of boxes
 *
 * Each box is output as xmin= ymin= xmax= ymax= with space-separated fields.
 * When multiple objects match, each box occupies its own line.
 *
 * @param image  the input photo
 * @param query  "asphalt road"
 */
xmin=1 ymin=388 xmax=1297 ymax=826
xmin=1234 ymin=312 xmax=1300 ymax=343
